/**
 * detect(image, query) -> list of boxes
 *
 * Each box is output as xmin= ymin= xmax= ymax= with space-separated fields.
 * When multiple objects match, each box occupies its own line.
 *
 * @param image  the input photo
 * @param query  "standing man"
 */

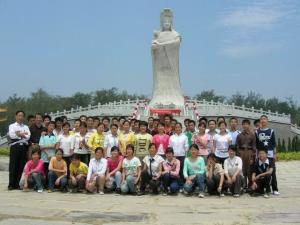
xmin=255 ymin=115 xmax=279 ymax=195
xmin=28 ymin=113 xmax=47 ymax=159
xmin=8 ymin=110 xmax=31 ymax=190
xmin=236 ymin=119 xmax=256 ymax=190
xmin=104 ymin=124 xmax=119 ymax=158
xmin=228 ymin=117 xmax=240 ymax=145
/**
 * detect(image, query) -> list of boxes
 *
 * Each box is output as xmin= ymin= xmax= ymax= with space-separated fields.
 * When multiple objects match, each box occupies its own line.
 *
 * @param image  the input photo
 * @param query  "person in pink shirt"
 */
xmin=193 ymin=122 xmax=209 ymax=161
xmin=152 ymin=123 xmax=170 ymax=158
xmin=161 ymin=147 xmax=180 ymax=195
xmin=105 ymin=146 xmax=123 ymax=194
xmin=19 ymin=148 xmax=45 ymax=193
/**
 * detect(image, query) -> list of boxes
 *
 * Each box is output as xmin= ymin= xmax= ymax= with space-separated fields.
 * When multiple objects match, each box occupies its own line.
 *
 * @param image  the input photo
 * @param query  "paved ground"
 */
xmin=0 ymin=158 xmax=300 ymax=225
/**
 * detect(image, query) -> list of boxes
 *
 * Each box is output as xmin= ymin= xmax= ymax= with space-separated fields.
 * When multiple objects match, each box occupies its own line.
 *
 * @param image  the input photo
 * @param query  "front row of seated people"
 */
xmin=19 ymin=143 xmax=274 ymax=198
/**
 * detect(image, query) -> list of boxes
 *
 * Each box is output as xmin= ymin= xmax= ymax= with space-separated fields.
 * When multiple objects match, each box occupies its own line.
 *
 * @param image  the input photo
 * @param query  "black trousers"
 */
xmin=176 ymin=156 xmax=185 ymax=187
xmin=268 ymin=158 xmax=278 ymax=192
xmin=255 ymin=176 xmax=272 ymax=194
xmin=9 ymin=144 xmax=28 ymax=189
xmin=207 ymin=174 xmax=222 ymax=195
xmin=140 ymin=171 xmax=160 ymax=193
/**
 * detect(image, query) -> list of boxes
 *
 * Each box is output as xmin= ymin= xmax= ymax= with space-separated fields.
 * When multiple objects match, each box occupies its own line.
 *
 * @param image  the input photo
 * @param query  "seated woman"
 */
xmin=86 ymin=147 xmax=107 ymax=195
xmin=161 ymin=147 xmax=180 ymax=195
xmin=183 ymin=144 xmax=206 ymax=198
xmin=224 ymin=145 xmax=244 ymax=197
xmin=105 ymin=146 xmax=123 ymax=194
xmin=20 ymin=148 xmax=45 ymax=193
xmin=48 ymin=148 xmax=68 ymax=192
xmin=139 ymin=143 xmax=164 ymax=195
xmin=206 ymin=153 xmax=225 ymax=197
xmin=69 ymin=154 xmax=88 ymax=193
xmin=121 ymin=144 xmax=141 ymax=195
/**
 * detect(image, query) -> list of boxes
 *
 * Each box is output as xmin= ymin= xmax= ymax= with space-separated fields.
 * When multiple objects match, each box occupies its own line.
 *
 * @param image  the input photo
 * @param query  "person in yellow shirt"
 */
xmin=69 ymin=154 xmax=88 ymax=192
xmin=88 ymin=123 xmax=105 ymax=152
xmin=119 ymin=120 xmax=136 ymax=156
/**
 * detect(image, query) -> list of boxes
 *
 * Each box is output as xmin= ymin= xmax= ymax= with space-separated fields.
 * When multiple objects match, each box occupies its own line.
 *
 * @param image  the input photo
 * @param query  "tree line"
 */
xmin=1 ymin=88 xmax=300 ymax=137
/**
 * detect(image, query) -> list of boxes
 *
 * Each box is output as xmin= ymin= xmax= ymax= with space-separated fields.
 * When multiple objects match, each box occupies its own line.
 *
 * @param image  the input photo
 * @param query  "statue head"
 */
xmin=160 ymin=9 xmax=173 ymax=31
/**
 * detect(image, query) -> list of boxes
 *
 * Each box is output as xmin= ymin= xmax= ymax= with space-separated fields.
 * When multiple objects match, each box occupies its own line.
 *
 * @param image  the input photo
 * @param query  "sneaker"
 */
xmin=273 ymin=191 xmax=280 ymax=196
xmin=264 ymin=193 xmax=269 ymax=198
xmin=37 ymin=189 xmax=43 ymax=193
xmin=99 ymin=191 xmax=104 ymax=195
xmin=23 ymin=188 xmax=29 ymax=192
xmin=198 ymin=192 xmax=205 ymax=198
xmin=179 ymin=188 xmax=183 ymax=193
xmin=48 ymin=189 xmax=53 ymax=193
xmin=220 ymin=193 xmax=225 ymax=197
xmin=163 ymin=192 xmax=167 ymax=196
xmin=233 ymin=194 xmax=240 ymax=198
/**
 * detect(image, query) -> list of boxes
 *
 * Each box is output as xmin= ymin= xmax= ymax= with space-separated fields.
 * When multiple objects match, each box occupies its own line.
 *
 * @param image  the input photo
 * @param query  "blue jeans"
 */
xmin=121 ymin=175 xmax=136 ymax=193
xmin=106 ymin=171 xmax=122 ymax=190
xmin=184 ymin=173 xmax=205 ymax=194
xmin=162 ymin=173 xmax=180 ymax=193
xmin=48 ymin=171 xmax=67 ymax=190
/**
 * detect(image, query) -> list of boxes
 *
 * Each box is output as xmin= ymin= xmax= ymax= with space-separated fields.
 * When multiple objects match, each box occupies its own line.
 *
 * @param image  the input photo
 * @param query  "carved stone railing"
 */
xmin=185 ymin=99 xmax=291 ymax=124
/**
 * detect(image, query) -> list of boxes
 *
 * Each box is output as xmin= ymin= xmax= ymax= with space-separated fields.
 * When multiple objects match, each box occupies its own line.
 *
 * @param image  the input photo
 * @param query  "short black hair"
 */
xmin=49 ymin=121 xmax=56 ymax=126
xmin=139 ymin=121 xmax=148 ymax=127
xmin=87 ymin=116 xmax=94 ymax=121
xmin=95 ymin=147 xmax=104 ymax=154
xmin=242 ymin=119 xmax=251 ymax=125
xmin=102 ymin=117 xmax=110 ymax=122
xmin=93 ymin=116 xmax=100 ymax=121
xmin=55 ymin=117 xmax=63 ymax=123
xmin=79 ymin=115 xmax=87 ymax=119
xmin=188 ymin=120 xmax=196 ymax=125
xmin=189 ymin=144 xmax=199 ymax=150
xmin=111 ymin=146 xmax=120 ymax=152
xmin=43 ymin=115 xmax=52 ymax=121
xmin=199 ymin=117 xmax=208 ymax=123
xmin=254 ymin=119 xmax=260 ymax=125
xmin=228 ymin=145 xmax=237 ymax=152
xmin=16 ymin=110 xmax=25 ymax=116
xmin=208 ymin=119 xmax=217 ymax=125
xmin=175 ymin=122 xmax=182 ymax=128
xmin=56 ymin=148 xmax=64 ymax=155
xmin=71 ymin=154 xmax=81 ymax=161
xmin=126 ymin=144 xmax=135 ymax=152
xmin=218 ymin=121 xmax=227 ymax=127
xmin=110 ymin=123 xmax=118 ymax=129
xmin=62 ymin=122 xmax=70 ymax=127
xmin=229 ymin=117 xmax=238 ymax=122
xmin=260 ymin=115 xmax=269 ymax=120
xmin=165 ymin=147 xmax=174 ymax=154
xmin=27 ymin=114 xmax=34 ymax=121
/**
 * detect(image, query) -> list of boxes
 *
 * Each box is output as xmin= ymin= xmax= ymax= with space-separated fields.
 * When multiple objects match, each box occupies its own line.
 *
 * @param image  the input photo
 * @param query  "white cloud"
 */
xmin=219 ymin=0 xmax=296 ymax=58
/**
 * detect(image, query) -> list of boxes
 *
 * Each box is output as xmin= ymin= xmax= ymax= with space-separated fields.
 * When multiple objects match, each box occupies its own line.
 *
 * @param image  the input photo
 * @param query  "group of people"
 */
xmin=7 ymin=110 xmax=279 ymax=198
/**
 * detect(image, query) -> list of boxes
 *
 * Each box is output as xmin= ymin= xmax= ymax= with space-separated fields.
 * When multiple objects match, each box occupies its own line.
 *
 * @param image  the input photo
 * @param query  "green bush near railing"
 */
xmin=277 ymin=152 xmax=300 ymax=161
xmin=0 ymin=147 xmax=9 ymax=156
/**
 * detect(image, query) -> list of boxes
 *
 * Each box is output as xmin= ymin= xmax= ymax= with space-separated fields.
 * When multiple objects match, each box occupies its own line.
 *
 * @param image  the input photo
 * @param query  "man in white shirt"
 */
xmin=224 ymin=145 xmax=243 ymax=197
xmin=169 ymin=122 xmax=189 ymax=187
xmin=228 ymin=117 xmax=240 ymax=145
xmin=104 ymin=124 xmax=119 ymax=158
xmin=8 ymin=110 xmax=31 ymax=190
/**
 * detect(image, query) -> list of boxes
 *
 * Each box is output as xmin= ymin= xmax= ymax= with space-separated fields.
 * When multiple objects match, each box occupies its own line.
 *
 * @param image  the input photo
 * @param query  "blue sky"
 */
xmin=0 ymin=0 xmax=299 ymax=102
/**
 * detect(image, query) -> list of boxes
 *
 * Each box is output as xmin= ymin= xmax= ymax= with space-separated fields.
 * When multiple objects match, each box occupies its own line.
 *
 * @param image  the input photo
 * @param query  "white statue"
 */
xmin=149 ymin=9 xmax=185 ymax=108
